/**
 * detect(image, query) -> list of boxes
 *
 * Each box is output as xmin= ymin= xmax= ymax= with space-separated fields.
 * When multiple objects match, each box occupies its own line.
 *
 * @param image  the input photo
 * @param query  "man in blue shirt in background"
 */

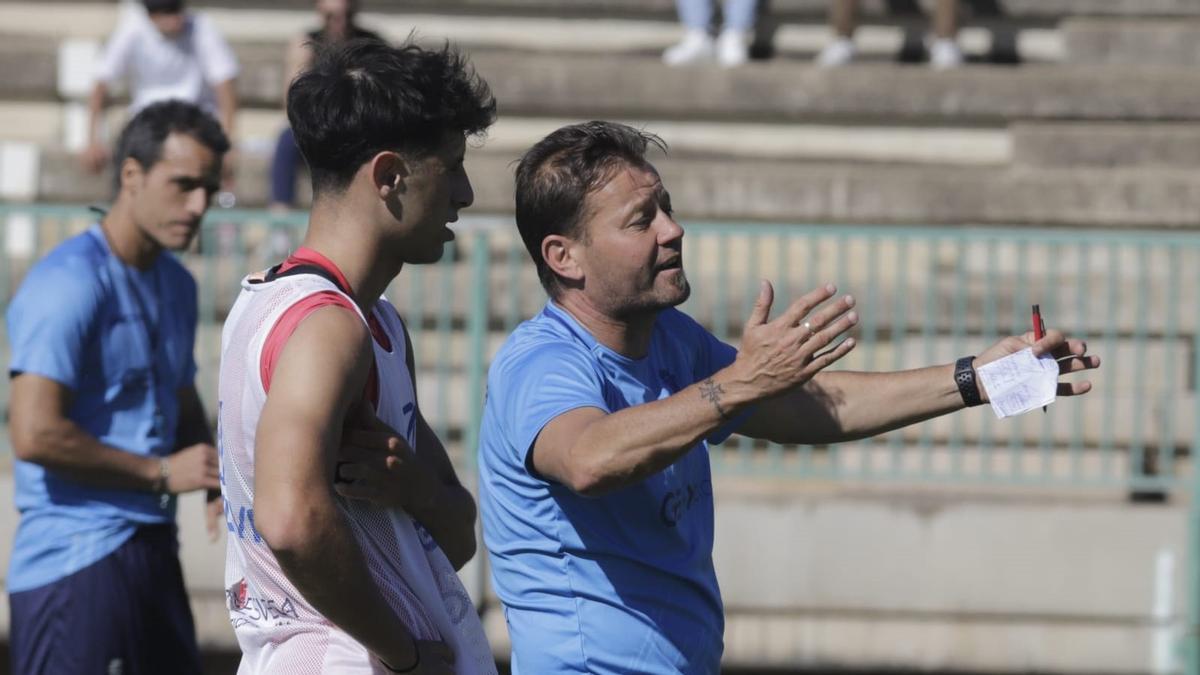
xmin=6 ymin=100 xmax=229 ymax=674
xmin=477 ymin=121 xmax=1101 ymax=674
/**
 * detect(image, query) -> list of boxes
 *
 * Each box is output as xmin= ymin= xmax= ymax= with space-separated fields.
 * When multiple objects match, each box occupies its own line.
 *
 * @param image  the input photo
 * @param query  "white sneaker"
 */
xmin=816 ymin=38 xmax=856 ymax=67
xmin=663 ymin=30 xmax=715 ymax=66
xmin=716 ymin=29 xmax=750 ymax=67
xmin=929 ymin=38 xmax=963 ymax=69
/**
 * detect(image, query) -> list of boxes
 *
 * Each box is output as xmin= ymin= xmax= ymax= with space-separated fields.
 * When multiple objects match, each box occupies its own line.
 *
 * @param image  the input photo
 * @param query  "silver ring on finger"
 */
xmin=800 ymin=321 xmax=814 ymax=340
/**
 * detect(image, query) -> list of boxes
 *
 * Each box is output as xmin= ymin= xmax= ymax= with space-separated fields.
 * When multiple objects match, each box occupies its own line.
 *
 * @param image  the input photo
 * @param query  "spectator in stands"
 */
xmin=663 ymin=0 xmax=759 ymax=67
xmin=270 ymin=0 xmax=383 ymax=211
xmin=7 ymin=101 xmax=228 ymax=675
xmin=81 ymin=0 xmax=239 ymax=173
xmin=478 ymin=120 xmax=1100 ymax=673
xmin=818 ymin=0 xmax=962 ymax=68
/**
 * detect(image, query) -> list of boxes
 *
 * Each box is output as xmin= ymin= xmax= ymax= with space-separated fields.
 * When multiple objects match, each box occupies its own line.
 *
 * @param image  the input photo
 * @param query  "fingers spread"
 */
xmin=780 ymin=283 xmax=837 ymax=327
xmin=801 ymin=309 xmax=858 ymax=350
xmin=745 ymin=280 xmax=774 ymax=327
xmin=1057 ymin=354 xmax=1100 ymax=374
xmin=1057 ymin=380 xmax=1093 ymax=397
xmin=1030 ymin=329 xmax=1067 ymax=358
xmin=804 ymin=337 xmax=856 ymax=376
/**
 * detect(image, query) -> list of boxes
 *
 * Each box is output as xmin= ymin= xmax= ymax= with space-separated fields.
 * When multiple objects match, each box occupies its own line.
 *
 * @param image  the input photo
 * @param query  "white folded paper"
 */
xmin=975 ymin=348 xmax=1059 ymax=419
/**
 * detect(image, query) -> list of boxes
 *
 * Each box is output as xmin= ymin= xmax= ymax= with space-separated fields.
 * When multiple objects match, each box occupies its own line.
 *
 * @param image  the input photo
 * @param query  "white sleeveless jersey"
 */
xmin=217 ymin=271 xmax=495 ymax=675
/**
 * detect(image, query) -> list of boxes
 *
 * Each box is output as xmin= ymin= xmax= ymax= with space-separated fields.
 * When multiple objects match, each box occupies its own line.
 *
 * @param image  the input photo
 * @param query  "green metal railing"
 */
xmin=2 ymin=204 xmax=1199 ymax=670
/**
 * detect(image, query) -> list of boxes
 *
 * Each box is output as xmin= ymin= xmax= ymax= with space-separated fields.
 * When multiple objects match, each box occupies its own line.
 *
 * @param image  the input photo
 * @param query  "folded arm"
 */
xmin=252 ymin=306 xmax=420 ymax=670
xmin=335 ymin=320 xmax=478 ymax=569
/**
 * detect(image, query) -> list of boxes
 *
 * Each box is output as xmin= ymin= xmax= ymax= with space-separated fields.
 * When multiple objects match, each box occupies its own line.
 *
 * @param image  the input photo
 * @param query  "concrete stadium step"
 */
xmin=476 ymin=485 xmax=1186 ymax=672
xmin=1064 ymin=17 xmax=1200 ymax=66
xmin=4 ymin=0 xmax=1199 ymax=20
xmin=22 ymin=145 xmax=1200 ymax=226
xmin=0 ymin=4 xmax=1065 ymax=63
xmin=461 ymin=53 xmax=1200 ymax=125
xmin=0 ymin=470 xmax=1184 ymax=672
xmin=0 ymin=101 xmax=1013 ymax=166
xmin=711 ymin=499 xmax=1183 ymax=673
xmin=6 ymin=35 xmax=1200 ymax=124
xmin=1013 ymin=122 xmax=1200 ymax=168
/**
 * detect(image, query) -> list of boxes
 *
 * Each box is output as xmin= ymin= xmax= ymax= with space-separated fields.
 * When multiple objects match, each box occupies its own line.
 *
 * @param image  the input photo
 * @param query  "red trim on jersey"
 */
xmin=259 ymin=248 xmax=393 ymax=406
xmin=276 ymin=247 xmax=354 ymax=295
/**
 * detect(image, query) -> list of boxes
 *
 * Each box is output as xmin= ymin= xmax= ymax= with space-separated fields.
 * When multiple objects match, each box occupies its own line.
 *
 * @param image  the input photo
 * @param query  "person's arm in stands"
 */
xmin=81 ymin=82 xmax=112 ymax=173
xmin=253 ymin=306 xmax=451 ymax=672
xmin=213 ymin=79 xmax=237 ymax=143
xmin=82 ymin=15 xmax=135 ymax=172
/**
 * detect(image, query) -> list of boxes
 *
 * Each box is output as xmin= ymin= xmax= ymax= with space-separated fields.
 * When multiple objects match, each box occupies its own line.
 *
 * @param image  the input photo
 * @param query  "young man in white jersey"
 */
xmin=217 ymin=39 xmax=496 ymax=674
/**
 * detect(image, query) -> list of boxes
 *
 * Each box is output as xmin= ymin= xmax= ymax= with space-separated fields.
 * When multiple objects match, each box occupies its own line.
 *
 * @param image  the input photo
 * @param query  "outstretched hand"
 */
xmin=731 ymin=281 xmax=858 ymax=398
xmin=974 ymin=329 xmax=1101 ymax=401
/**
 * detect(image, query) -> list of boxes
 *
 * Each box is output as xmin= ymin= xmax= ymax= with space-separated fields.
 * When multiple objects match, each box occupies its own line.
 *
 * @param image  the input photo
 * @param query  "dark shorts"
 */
xmin=9 ymin=524 xmax=202 ymax=675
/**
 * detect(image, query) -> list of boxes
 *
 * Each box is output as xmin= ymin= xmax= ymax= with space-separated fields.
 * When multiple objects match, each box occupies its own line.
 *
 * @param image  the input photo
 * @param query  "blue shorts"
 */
xmin=9 ymin=524 xmax=202 ymax=675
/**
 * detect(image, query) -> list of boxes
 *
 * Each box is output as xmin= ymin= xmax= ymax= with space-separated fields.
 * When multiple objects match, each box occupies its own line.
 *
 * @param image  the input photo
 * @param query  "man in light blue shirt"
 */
xmin=6 ymin=101 xmax=229 ymax=674
xmin=478 ymin=121 xmax=1101 ymax=674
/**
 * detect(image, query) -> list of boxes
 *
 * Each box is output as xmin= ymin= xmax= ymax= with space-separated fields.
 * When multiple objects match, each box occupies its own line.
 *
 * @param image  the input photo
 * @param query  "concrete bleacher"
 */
xmin=0 ymin=1 xmax=1197 ymax=673
xmin=6 ymin=3 xmax=1200 ymax=227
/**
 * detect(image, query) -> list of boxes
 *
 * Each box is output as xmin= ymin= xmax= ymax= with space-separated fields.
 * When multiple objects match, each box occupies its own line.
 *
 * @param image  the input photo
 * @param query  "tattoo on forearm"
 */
xmin=699 ymin=378 xmax=729 ymax=419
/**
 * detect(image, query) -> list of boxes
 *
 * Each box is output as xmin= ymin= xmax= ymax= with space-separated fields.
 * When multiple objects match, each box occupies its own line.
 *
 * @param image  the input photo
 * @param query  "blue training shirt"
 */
xmin=5 ymin=224 xmax=198 ymax=592
xmin=479 ymin=301 xmax=747 ymax=674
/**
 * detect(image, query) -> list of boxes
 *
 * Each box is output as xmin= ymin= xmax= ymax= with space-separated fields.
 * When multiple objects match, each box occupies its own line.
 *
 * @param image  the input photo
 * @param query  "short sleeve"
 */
xmin=192 ymin=15 xmax=239 ymax=85
xmin=492 ymin=341 xmax=611 ymax=469
xmin=6 ymin=263 xmax=102 ymax=391
xmin=172 ymin=266 xmax=199 ymax=385
xmin=94 ymin=13 xmax=139 ymax=84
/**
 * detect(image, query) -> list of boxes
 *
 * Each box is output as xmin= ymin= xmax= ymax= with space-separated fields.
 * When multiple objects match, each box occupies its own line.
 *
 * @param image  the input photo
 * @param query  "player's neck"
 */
xmin=302 ymin=210 xmax=400 ymax=314
xmin=100 ymin=206 xmax=161 ymax=270
xmin=554 ymin=292 xmax=657 ymax=359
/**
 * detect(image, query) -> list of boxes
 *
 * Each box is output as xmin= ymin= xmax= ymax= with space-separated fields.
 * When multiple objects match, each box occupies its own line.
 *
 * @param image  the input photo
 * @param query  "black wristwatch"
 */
xmin=954 ymin=356 xmax=983 ymax=408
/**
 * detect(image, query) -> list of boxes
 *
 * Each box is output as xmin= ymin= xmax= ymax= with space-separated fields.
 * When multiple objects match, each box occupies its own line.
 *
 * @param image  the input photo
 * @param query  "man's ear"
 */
xmin=370 ymin=151 xmax=410 ymax=200
xmin=542 ymin=234 xmax=584 ymax=284
xmin=119 ymin=157 xmax=144 ymax=194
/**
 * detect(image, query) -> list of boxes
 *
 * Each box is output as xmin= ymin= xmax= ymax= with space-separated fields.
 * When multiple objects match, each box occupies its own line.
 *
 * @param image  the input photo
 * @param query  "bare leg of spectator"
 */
xmin=817 ymin=0 xmax=857 ymax=66
xmin=929 ymin=0 xmax=962 ymax=69
xmin=664 ymin=0 xmax=716 ymax=65
xmin=716 ymin=0 xmax=758 ymax=67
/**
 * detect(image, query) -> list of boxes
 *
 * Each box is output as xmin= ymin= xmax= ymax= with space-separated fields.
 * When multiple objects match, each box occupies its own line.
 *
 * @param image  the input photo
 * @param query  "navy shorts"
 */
xmin=9 ymin=524 xmax=202 ymax=675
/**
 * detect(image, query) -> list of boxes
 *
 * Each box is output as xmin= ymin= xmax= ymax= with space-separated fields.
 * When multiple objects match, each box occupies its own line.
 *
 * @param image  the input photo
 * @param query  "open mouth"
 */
xmin=657 ymin=258 xmax=683 ymax=272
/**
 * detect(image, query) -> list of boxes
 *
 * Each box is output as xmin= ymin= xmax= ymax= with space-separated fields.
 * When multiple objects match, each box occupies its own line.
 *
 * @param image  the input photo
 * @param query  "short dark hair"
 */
xmin=514 ymin=121 xmax=667 ymax=294
xmin=287 ymin=38 xmax=497 ymax=197
xmin=143 ymin=0 xmax=184 ymax=14
xmin=112 ymin=100 xmax=230 ymax=195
